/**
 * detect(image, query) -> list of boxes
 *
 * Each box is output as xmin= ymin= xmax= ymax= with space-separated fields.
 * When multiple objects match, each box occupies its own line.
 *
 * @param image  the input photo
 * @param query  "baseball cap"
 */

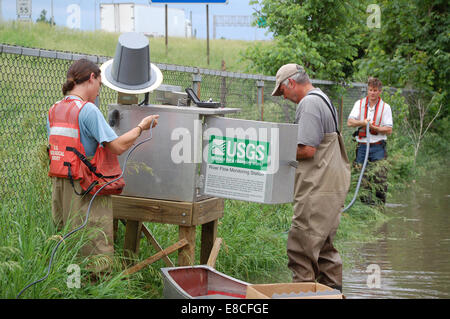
xmin=271 ymin=64 xmax=306 ymax=96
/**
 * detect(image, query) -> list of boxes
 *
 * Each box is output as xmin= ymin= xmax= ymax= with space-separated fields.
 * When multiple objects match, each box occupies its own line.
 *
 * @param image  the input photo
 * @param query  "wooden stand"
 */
xmin=112 ymin=195 xmax=224 ymax=266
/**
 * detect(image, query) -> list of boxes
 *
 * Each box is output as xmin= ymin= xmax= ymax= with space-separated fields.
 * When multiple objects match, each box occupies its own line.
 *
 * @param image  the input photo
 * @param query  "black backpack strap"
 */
xmin=307 ymin=92 xmax=340 ymax=134
xmin=66 ymin=146 xmax=118 ymax=179
xmin=63 ymin=161 xmax=99 ymax=197
xmin=64 ymin=162 xmax=87 ymax=196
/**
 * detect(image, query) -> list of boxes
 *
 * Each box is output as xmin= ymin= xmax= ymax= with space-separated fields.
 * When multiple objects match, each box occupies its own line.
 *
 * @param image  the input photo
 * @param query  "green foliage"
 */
xmin=380 ymin=90 xmax=417 ymax=183
xmin=356 ymin=0 xmax=449 ymax=97
xmin=381 ymin=88 xmax=447 ymax=168
xmin=245 ymin=0 xmax=448 ymax=140
xmin=244 ymin=0 xmax=367 ymax=82
xmin=36 ymin=9 xmax=55 ymax=26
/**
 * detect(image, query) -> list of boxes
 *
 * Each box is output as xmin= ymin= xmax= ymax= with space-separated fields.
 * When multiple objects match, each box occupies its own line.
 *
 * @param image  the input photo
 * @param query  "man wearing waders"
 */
xmin=272 ymin=64 xmax=351 ymax=292
xmin=347 ymin=77 xmax=393 ymax=204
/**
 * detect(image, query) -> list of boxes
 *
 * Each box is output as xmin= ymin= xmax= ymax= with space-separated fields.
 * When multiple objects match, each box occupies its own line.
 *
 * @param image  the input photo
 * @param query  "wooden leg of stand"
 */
xmin=113 ymin=218 xmax=119 ymax=242
xmin=178 ymin=225 xmax=196 ymax=266
xmin=124 ymin=220 xmax=142 ymax=263
xmin=200 ymin=219 xmax=218 ymax=265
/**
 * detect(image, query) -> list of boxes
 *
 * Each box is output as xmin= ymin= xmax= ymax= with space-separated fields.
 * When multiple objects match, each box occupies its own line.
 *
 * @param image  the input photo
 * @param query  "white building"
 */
xmin=100 ymin=3 xmax=192 ymax=38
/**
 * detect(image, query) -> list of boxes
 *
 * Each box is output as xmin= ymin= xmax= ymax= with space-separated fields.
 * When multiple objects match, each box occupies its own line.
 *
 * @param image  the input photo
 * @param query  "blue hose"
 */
xmin=342 ymin=122 xmax=370 ymax=212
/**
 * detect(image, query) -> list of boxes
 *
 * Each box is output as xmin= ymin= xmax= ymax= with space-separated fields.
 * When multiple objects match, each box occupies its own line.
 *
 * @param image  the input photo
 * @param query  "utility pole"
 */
xmin=213 ymin=15 xmax=215 ymax=39
xmin=94 ymin=0 xmax=97 ymax=30
xmin=165 ymin=4 xmax=168 ymax=56
xmin=206 ymin=4 xmax=209 ymax=65
xmin=51 ymin=0 xmax=54 ymax=25
xmin=190 ymin=10 xmax=192 ymax=38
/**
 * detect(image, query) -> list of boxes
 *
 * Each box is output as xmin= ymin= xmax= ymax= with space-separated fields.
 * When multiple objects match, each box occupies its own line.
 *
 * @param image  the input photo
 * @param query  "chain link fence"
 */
xmin=0 ymin=44 xmax=371 ymax=203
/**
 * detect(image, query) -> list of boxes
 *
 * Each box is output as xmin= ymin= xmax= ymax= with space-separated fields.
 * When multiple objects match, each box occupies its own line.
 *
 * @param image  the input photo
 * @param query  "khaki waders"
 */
xmin=51 ymin=177 xmax=114 ymax=272
xmin=287 ymin=132 xmax=350 ymax=288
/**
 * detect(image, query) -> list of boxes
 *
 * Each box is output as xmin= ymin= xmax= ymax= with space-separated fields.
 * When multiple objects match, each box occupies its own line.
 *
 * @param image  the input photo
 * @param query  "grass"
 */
xmin=1 ymin=197 xmax=388 ymax=299
xmin=0 ymin=21 xmax=270 ymax=73
xmin=0 ymin=151 xmax=389 ymax=298
xmin=0 ymin=21 xmax=393 ymax=299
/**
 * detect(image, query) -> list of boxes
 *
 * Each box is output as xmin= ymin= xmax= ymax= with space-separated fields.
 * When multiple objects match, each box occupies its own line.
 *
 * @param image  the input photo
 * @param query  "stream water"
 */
xmin=342 ymin=172 xmax=450 ymax=299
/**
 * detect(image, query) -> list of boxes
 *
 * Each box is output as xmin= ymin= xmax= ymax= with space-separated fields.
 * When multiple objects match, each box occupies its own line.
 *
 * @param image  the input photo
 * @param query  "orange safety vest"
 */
xmin=48 ymin=97 xmax=124 ymax=195
xmin=357 ymin=96 xmax=385 ymax=138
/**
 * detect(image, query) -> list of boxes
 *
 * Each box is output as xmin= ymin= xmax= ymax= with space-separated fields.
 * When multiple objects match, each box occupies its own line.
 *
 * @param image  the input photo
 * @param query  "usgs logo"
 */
xmin=209 ymin=136 xmax=269 ymax=171
xmin=170 ymin=121 xmax=280 ymax=173
xmin=211 ymin=138 xmax=266 ymax=161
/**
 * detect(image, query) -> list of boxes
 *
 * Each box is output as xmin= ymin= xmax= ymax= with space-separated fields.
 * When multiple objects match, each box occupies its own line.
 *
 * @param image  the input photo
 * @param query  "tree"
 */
xmin=243 ymin=0 xmax=367 ymax=82
xmin=36 ymin=9 xmax=55 ymax=26
xmin=356 ymin=0 xmax=449 ymax=139
xmin=403 ymin=93 xmax=443 ymax=165
xmin=356 ymin=0 xmax=449 ymax=97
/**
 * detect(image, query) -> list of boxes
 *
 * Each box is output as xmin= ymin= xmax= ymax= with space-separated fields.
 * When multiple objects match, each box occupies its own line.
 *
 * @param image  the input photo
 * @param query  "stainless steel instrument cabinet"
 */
xmin=108 ymin=104 xmax=298 ymax=204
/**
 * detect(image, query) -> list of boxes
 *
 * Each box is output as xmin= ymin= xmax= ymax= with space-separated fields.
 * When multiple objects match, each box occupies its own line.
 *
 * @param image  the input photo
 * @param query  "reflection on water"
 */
xmin=342 ymin=174 xmax=450 ymax=299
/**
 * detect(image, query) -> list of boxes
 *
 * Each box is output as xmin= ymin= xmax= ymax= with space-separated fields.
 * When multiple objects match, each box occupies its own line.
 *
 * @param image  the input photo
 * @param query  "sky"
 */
xmin=1 ymin=0 xmax=273 ymax=41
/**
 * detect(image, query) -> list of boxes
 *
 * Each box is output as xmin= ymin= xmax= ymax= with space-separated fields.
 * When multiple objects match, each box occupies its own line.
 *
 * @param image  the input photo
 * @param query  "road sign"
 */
xmin=257 ymin=17 xmax=267 ymax=27
xmin=150 ymin=1 xmax=228 ymax=3
xmin=17 ymin=0 xmax=32 ymax=21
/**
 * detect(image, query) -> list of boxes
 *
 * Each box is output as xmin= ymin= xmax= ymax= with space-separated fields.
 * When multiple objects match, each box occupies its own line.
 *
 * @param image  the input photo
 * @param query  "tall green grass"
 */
xmin=0 ymin=21 xmax=270 ymax=72
xmin=0 ymin=158 xmax=388 ymax=298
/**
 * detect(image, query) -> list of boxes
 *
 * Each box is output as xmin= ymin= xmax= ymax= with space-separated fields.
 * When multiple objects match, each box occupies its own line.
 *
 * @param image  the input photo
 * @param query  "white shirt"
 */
xmin=348 ymin=98 xmax=393 ymax=143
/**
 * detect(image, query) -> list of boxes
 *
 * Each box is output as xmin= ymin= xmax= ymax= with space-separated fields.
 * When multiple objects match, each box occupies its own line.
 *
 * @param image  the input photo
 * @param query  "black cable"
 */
xmin=138 ymin=93 xmax=149 ymax=106
xmin=16 ymin=120 xmax=155 ymax=299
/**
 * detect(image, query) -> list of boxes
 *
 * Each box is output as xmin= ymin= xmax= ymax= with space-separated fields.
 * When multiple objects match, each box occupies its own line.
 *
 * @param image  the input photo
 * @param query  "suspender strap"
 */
xmin=372 ymin=98 xmax=381 ymax=124
xmin=378 ymin=101 xmax=385 ymax=125
xmin=363 ymin=97 xmax=382 ymax=125
xmin=307 ymin=92 xmax=340 ymax=134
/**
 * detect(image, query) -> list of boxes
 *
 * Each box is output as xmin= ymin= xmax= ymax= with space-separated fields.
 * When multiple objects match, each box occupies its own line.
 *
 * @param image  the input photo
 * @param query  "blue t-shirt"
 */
xmin=47 ymin=96 xmax=118 ymax=157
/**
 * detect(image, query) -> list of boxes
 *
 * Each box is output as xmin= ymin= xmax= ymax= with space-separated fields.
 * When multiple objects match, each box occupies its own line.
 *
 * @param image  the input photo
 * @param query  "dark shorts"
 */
xmin=355 ymin=142 xmax=386 ymax=163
